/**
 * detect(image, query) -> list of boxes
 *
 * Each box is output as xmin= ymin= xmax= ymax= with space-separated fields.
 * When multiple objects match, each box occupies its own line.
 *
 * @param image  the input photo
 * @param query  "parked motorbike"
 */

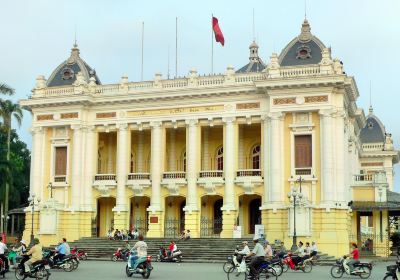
xmin=15 ymin=255 xmax=51 ymax=280
xmin=71 ymin=247 xmax=88 ymax=261
xmin=126 ymin=250 xmax=153 ymax=279
xmin=43 ymin=250 xmax=75 ymax=272
xmin=330 ymin=256 xmax=372 ymax=279
xmin=156 ymin=246 xmax=182 ymax=263
xmin=383 ymin=255 xmax=400 ymax=280
xmin=111 ymin=248 xmax=130 ymax=262
xmin=283 ymin=253 xmax=312 ymax=273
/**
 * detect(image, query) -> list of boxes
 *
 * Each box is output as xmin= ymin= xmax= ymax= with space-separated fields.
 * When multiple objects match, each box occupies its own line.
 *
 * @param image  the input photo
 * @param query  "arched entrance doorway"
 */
xmin=238 ymin=194 xmax=261 ymax=236
xmin=200 ymin=195 xmax=223 ymax=237
xmin=164 ymin=196 xmax=186 ymax=238
xmin=130 ymin=196 xmax=150 ymax=236
xmin=96 ymin=197 xmax=116 ymax=237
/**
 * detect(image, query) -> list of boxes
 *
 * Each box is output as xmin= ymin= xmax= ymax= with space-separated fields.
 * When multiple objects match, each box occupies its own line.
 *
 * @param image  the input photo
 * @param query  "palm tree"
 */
xmin=0 ymin=83 xmax=15 ymax=96
xmin=0 ymin=99 xmax=23 ymax=231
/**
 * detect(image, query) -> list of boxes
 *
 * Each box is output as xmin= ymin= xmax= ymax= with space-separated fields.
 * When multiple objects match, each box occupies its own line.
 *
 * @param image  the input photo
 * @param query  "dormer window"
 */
xmin=368 ymin=122 xmax=374 ymax=130
xmin=61 ymin=67 xmax=74 ymax=80
xmin=296 ymin=45 xmax=312 ymax=60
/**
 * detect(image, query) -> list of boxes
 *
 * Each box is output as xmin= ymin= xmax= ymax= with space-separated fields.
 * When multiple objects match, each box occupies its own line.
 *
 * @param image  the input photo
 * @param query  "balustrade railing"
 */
xmin=162 ymin=172 xmax=186 ymax=179
xmin=127 ymin=173 xmax=151 ymax=180
xmin=53 ymin=175 xmax=67 ymax=183
xmin=94 ymin=174 xmax=116 ymax=181
xmin=236 ymin=169 xmax=262 ymax=177
xmin=280 ymin=65 xmax=321 ymax=77
xmin=295 ymin=168 xmax=312 ymax=175
xmin=354 ymin=174 xmax=374 ymax=182
xmin=199 ymin=170 xmax=223 ymax=178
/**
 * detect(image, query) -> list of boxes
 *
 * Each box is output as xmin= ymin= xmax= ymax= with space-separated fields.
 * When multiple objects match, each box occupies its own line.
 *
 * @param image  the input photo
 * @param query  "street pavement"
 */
xmin=18 ymin=260 xmax=391 ymax=280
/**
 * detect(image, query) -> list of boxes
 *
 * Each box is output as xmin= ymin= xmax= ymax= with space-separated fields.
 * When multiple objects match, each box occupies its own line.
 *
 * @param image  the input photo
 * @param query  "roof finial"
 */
xmin=252 ymin=8 xmax=256 ymax=42
xmin=304 ymin=0 xmax=307 ymax=20
xmin=299 ymin=18 xmax=312 ymax=42
xmin=74 ymin=25 xmax=78 ymax=48
xmin=369 ymin=80 xmax=374 ymax=115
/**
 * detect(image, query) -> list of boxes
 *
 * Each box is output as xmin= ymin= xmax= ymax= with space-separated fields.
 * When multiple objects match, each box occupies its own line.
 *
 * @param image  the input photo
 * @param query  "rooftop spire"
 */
xmin=249 ymin=40 xmax=260 ymax=62
xmin=369 ymin=80 xmax=374 ymax=115
xmin=67 ymin=42 xmax=80 ymax=64
xmin=299 ymin=19 xmax=312 ymax=42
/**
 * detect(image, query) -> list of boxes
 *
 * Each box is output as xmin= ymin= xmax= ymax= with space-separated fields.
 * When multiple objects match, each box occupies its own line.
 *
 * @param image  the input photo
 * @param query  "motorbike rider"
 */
xmin=310 ymin=241 xmax=318 ymax=258
xmin=53 ymin=238 xmax=67 ymax=263
xmin=277 ymin=241 xmax=287 ymax=259
xmin=0 ymin=236 xmax=9 ymax=272
xmin=130 ymin=234 xmax=148 ymax=267
xmin=246 ymin=237 xmax=265 ymax=280
xmin=235 ymin=241 xmax=250 ymax=264
xmin=24 ymin=238 xmax=43 ymax=275
xmin=292 ymin=241 xmax=305 ymax=266
xmin=346 ymin=243 xmax=360 ymax=273
xmin=122 ymin=240 xmax=131 ymax=256
xmin=263 ymin=240 xmax=273 ymax=259
xmin=10 ymin=239 xmax=27 ymax=268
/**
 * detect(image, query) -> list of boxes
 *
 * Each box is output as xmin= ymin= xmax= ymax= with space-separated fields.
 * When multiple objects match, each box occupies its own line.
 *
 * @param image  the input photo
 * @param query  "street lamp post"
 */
xmin=28 ymin=193 xmax=41 ymax=246
xmin=288 ymin=176 xmax=305 ymax=251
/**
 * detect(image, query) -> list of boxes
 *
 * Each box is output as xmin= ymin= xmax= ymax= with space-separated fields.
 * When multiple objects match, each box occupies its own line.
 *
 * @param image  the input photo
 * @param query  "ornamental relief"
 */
xmin=305 ymin=95 xmax=328 ymax=103
xmin=37 ymin=114 xmax=54 ymax=121
xmin=361 ymin=162 xmax=384 ymax=167
xmin=61 ymin=112 xmax=78 ymax=119
xmin=273 ymin=95 xmax=328 ymax=106
xmin=236 ymin=102 xmax=260 ymax=110
xmin=96 ymin=112 xmax=116 ymax=119
xmin=273 ymin=98 xmax=296 ymax=105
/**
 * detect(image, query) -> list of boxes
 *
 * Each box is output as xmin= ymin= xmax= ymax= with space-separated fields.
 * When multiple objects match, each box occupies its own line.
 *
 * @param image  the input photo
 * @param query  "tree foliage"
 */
xmin=0 ymin=126 xmax=30 ymax=208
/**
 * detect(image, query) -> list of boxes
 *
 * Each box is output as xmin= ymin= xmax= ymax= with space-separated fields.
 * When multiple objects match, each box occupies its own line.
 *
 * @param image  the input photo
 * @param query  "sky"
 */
xmin=1 ymin=0 xmax=400 ymax=190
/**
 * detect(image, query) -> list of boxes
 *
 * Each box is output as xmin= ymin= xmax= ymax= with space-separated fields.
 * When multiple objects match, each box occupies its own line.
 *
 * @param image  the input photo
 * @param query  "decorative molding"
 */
xmin=305 ymin=95 xmax=328 ymax=103
xmin=37 ymin=114 xmax=53 ymax=121
xmin=236 ymin=102 xmax=260 ymax=110
xmin=128 ymin=105 xmax=224 ymax=117
xmin=361 ymin=162 xmax=384 ymax=167
xmin=273 ymin=97 xmax=296 ymax=105
xmin=96 ymin=112 xmax=116 ymax=119
xmin=61 ymin=112 xmax=78 ymax=119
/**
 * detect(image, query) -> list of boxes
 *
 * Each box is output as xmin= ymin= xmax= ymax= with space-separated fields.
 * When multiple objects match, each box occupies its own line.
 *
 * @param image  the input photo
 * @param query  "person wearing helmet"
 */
xmin=24 ymin=238 xmax=43 ymax=275
xmin=246 ymin=237 xmax=264 ymax=280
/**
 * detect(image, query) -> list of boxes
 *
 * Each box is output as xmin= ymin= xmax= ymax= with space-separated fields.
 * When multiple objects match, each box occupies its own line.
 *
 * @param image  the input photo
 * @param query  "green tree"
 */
xmin=0 ymin=83 xmax=15 ymax=96
xmin=0 ymin=99 xmax=23 ymax=229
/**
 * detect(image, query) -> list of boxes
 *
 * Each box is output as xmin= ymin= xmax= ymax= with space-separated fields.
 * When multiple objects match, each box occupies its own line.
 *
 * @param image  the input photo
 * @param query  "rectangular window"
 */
xmin=295 ymin=135 xmax=312 ymax=174
xmin=54 ymin=146 xmax=67 ymax=176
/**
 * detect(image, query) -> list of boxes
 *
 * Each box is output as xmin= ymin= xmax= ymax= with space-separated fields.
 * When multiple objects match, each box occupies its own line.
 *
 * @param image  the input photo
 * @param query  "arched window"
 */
xmin=216 ymin=146 xmax=223 ymax=170
xmin=181 ymin=151 xmax=186 ymax=172
xmin=252 ymin=145 xmax=260 ymax=169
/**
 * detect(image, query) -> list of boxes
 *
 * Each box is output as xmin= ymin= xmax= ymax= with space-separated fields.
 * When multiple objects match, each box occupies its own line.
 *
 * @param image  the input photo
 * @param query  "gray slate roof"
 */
xmin=359 ymin=110 xmax=386 ymax=144
xmin=47 ymin=44 xmax=101 ymax=87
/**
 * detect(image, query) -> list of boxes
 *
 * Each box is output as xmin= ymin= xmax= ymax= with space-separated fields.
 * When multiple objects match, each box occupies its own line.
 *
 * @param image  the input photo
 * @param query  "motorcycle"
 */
xmin=283 ymin=253 xmax=312 ymax=273
xmin=43 ymin=250 xmax=76 ymax=272
xmin=15 ymin=255 xmax=51 ymax=280
xmin=383 ymin=255 xmax=400 ymax=280
xmin=126 ymin=250 xmax=153 ymax=279
xmin=224 ymin=246 xmax=248 ymax=273
xmin=71 ymin=247 xmax=88 ymax=261
xmin=330 ymin=256 xmax=372 ymax=278
xmin=112 ymin=248 xmax=130 ymax=262
xmin=156 ymin=246 xmax=182 ymax=263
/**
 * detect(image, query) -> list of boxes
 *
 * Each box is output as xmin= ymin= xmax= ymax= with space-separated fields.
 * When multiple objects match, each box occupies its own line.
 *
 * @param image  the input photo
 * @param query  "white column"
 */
xmin=335 ymin=111 xmax=346 ymax=203
xmin=137 ymin=132 xmax=144 ymax=172
xmin=222 ymin=117 xmax=236 ymax=211
xmin=71 ymin=125 xmax=83 ymax=210
xmin=269 ymin=112 xmax=284 ymax=203
xmin=168 ymin=129 xmax=176 ymax=171
xmin=30 ymin=127 xmax=44 ymax=197
xmin=116 ymin=123 xmax=129 ymax=211
xmin=320 ymin=110 xmax=334 ymax=204
xmin=261 ymin=115 xmax=271 ymax=206
xmin=185 ymin=119 xmax=199 ymax=212
xmin=83 ymin=126 xmax=97 ymax=211
xmin=148 ymin=122 xmax=163 ymax=212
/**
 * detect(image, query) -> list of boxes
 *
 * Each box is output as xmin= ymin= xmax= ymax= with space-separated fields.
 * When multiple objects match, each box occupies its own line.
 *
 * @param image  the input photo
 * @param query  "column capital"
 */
xmin=261 ymin=114 xmax=271 ymax=121
xmin=71 ymin=124 xmax=83 ymax=131
xmin=116 ymin=122 xmax=128 ymax=131
xmin=30 ymin=126 xmax=44 ymax=135
xmin=185 ymin=119 xmax=198 ymax=126
xmin=268 ymin=111 xmax=285 ymax=120
xmin=222 ymin=116 xmax=235 ymax=124
xmin=319 ymin=109 xmax=334 ymax=117
xmin=150 ymin=121 xmax=162 ymax=128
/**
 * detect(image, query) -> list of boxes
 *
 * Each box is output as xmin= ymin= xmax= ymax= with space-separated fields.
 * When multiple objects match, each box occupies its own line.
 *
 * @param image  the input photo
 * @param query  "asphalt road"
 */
xmin=12 ymin=260 xmax=391 ymax=280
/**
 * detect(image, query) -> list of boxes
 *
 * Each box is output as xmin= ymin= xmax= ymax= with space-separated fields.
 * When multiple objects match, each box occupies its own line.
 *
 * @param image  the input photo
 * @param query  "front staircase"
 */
xmin=60 ymin=237 xmax=336 ymax=264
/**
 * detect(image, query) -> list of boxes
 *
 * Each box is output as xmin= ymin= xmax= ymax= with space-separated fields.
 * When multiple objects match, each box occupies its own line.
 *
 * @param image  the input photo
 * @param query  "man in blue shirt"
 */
xmin=53 ymin=238 xmax=67 ymax=263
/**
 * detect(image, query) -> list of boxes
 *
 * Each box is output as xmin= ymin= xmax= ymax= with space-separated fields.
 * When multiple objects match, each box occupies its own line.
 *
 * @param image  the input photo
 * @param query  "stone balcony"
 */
xmin=161 ymin=171 xmax=187 ymax=196
xmin=52 ymin=175 xmax=69 ymax=187
xmin=197 ymin=170 xmax=224 ymax=195
xmin=235 ymin=169 xmax=263 ymax=194
xmin=127 ymin=173 xmax=151 ymax=196
xmin=93 ymin=174 xmax=117 ymax=196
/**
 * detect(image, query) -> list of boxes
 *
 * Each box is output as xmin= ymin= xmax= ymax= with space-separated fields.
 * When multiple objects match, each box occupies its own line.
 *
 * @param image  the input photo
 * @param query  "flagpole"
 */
xmin=211 ymin=14 xmax=214 ymax=75
xmin=141 ymin=21 xmax=144 ymax=81
xmin=175 ymin=17 xmax=178 ymax=78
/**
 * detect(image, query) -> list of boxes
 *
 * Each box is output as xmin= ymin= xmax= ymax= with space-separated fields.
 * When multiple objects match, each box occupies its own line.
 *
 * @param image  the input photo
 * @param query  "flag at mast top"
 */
xmin=212 ymin=16 xmax=225 ymax=46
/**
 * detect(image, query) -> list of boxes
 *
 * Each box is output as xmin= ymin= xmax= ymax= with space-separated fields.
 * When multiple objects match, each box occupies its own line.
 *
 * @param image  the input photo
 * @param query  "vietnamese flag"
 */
xmin=212 ymin=17 xmax=225 ymax=46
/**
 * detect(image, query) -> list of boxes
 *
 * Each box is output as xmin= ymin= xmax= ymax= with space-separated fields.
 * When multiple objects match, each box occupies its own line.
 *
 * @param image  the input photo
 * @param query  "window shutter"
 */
xmin=295 ymin=135 xmax=312 ymax=168
xmin=55 ymin=147 xmax=67 ymax=175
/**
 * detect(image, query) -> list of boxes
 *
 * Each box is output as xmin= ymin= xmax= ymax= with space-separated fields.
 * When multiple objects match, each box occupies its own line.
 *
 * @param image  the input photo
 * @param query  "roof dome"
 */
xmin=47 ymin=44 xmax=101 ymax=87
xmin=279 ymin=19 xmax=326 ymax=67
xmin=359 ymin=107 xmax=386 ymax=144
xmin=236 ymin=41 xmax=266 ymax=73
